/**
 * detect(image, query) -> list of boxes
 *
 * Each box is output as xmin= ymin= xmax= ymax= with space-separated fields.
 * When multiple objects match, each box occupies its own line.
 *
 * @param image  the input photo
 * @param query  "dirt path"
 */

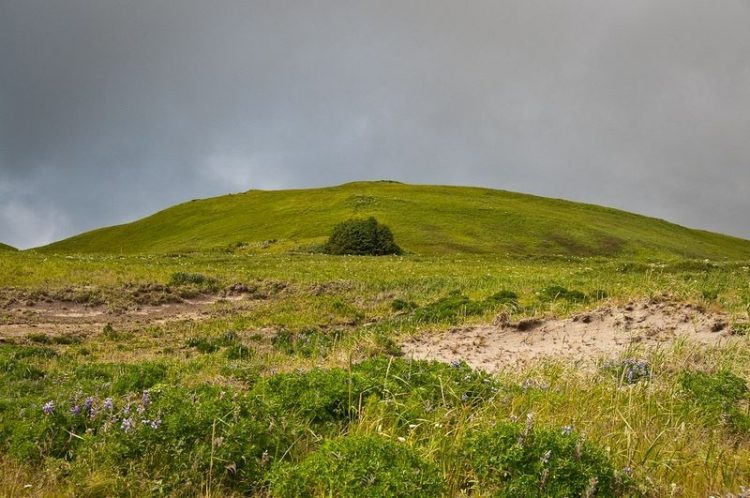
xmin=402 ymin=299 xmax=744 ymax=372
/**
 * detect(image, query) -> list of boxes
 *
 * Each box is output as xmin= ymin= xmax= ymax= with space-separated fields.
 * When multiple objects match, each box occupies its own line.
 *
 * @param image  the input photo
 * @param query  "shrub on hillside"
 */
xmin=268 ymin=435 xmax=445 ymax=497
xmin=323 ymin=217 xmax=401 ymax=256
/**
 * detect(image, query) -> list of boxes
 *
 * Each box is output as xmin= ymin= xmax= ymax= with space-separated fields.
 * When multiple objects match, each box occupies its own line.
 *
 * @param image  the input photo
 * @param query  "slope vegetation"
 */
xmin=0 ymin=243 xmax=17 ymax=252
xmin=37 ymin=181 xmax=750 ymax=259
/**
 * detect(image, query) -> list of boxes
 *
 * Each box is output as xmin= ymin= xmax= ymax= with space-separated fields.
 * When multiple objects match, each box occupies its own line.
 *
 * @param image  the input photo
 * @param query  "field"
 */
xmin=2 ymin=249 xmax=750 ymax=497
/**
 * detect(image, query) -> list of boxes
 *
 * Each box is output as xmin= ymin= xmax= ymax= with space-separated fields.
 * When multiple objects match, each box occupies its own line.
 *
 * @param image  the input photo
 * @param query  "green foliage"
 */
xmin=678 ymin=370 xmax=750 ymax=432
xmin=0 ymin=345 xmax=55 ymax=381
xmin=538 ymin=285 xmax=588 ymax=303
xmin=391 ymin=298 xmax=417 ymax=311
xmin=413 ymin=291 xmax=487 ymax=323
xmin=268 ymin=435 xmax=445 ymax=498
xmin=168 ymin=272 xmax=217 ymax=287
xmin=323 ymin=217 xmax=401 ymax=256
xmin=73 ymin=362 xmax=168 ymax=395
xmin=271 ymin=327 xmax=344 ymax=357
xmin=463 ymin=422 xmax=631 ymax=497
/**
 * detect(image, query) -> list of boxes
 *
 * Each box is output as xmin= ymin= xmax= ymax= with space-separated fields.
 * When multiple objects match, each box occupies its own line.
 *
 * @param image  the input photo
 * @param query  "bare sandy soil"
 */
xmin=0 ymin=294 xmax=250 ymax=341
xmin=402 ymin=299 xmax=743 ymax=372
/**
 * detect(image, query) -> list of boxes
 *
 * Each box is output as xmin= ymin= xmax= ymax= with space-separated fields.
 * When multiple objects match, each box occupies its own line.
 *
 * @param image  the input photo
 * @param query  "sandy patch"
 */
xmin=401 ymin=299 xmax=743 ymax=372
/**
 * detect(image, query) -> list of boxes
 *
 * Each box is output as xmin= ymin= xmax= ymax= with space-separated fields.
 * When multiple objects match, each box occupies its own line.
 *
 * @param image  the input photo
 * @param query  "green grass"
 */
xmin=4 ymin=223 xmax=750 ymax=495
xmin=0 ymin=243 xmax=16 ymax=252
xmin=36 ymin=181 xmax=750 ymax=259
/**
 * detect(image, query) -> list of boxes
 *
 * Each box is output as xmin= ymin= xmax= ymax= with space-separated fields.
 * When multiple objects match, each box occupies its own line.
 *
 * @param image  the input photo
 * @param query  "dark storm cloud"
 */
xmin=1 ymin=0 xmax=749 ymax=248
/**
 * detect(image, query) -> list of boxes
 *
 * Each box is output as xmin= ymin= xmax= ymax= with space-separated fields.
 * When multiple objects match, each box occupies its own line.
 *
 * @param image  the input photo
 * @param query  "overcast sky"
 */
xmin=1 ymin=0 xmax=749 ymax=249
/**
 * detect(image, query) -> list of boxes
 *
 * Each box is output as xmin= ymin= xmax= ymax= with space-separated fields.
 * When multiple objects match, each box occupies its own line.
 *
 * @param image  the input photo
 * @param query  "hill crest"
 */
xmin=36 ymin=181 xmax=750 ymax=260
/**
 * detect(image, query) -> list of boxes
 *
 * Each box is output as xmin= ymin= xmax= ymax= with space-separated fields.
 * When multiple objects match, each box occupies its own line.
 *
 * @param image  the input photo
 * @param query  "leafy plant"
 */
xmin=462 ymin=421 xmax=631 ymax=497
xmin=323 ymin=217 xmax=401 ymax=256
xmin=268 ymin=435 xmax=445 ymax=497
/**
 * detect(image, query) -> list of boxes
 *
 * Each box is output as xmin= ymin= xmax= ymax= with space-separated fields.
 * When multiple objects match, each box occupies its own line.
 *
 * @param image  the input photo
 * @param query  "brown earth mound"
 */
xmin=402 ymin=299 xmax=745 ymax=372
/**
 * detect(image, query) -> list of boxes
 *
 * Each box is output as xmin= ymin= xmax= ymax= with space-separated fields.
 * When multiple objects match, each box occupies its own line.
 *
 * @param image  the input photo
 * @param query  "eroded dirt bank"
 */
xmin=402 ymin=299 xmax=745 ymax=372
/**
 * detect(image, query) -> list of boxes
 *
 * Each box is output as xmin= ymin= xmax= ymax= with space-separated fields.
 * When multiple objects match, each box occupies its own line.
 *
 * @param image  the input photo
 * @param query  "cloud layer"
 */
xmin=1 ymin=0 xmax=749 ymax=248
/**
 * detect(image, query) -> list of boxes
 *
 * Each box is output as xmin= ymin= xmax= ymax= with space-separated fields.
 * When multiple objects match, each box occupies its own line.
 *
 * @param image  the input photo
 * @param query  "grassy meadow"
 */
xmin=3 ymin=182 xmax=750 ymax=496
xmin=1 ymin=249 xmax=750 ymax=497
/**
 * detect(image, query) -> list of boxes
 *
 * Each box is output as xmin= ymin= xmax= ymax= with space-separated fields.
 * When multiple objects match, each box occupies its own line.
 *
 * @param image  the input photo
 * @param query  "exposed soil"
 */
xmin=0 ymin=293 xmax=253 ymax=341
xmin=402 ymin=299 xmax=745 ymax=372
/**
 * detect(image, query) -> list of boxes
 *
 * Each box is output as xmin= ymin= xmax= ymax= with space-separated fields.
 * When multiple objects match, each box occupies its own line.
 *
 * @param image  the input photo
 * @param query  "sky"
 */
xmin=1 ymin=0 xmax=749 ymax=249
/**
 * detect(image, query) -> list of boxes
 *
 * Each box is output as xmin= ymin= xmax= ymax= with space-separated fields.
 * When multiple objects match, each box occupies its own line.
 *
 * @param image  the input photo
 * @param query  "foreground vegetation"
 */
xmin=2 ymin=250 xmax=750 ymax=496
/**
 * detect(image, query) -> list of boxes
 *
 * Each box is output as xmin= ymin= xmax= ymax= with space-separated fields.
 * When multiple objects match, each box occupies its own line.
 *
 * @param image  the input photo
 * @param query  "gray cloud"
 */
xmin=1 ymin=0 xmax=749 ymax=248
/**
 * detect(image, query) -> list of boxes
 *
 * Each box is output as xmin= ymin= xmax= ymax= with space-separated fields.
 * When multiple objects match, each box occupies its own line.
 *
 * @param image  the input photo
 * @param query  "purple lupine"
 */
xmin=70 ymin=405 xmax=81 ymax=416
xmin=141 ymin=390 xmax=151 ymax=408
xmin=103 ymin=398 xmax=114 ymax=411
xmin=83 ymin=396 xmax=94 ymax=413
xmin=42 ymin=401 xmax=55 ymax=415
xmin=120 ymin=418 xmax=134 ymax=432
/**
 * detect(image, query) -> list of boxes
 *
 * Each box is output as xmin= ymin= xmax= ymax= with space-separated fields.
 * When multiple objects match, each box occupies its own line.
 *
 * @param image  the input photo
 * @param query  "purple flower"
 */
xmin=103 ymin=398 xmax=114 ymax=411
xmin=120 ymin=418 xmax=134 ymax=432
xmin=142 ymin=418 xmax=161 ymax=430
xmin=83 ymin=397 xmax=94 ymax=411
xmin=70 ymin=405 xmax=81 ymax=416
xmin=123 ymin=404 xmax=131 ymax=416
xmin=42 ymin=401 xmax=54 ymax=415
xmin=89 ymin=407 xmax=98 ymax=420
xmin=141 ymin=391 xmax=151 ymax=408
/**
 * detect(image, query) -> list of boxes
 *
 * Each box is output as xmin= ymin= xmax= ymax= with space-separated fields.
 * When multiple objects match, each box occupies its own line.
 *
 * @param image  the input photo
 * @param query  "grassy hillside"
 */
xmin=38 ymin=181 xmax=750 ymax=259
xmin=0 ymin=243 xmax=17 ymax=252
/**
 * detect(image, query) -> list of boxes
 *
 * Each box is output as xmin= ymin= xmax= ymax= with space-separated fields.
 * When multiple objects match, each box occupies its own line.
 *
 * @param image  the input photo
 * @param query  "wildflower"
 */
xmin=141 ymin=390 xmax=151 ymax=408
xmin=120 ymin=418 xmax=134 ymax=432
xmin=450 ymin=359 xmax=462 ymax=368
xmin=123 ymin=404 xmax=131 ymax=416
xmin=70 ymin=405 xmax=81 ymax=416
xmin=83 ymin=396 xmax=94 ymax=412
xmin=89 ymin=407 xmax=98 ymax=420
xmin=42 ymin=401 xmax=54 ymax=415
xmin=561 ymin=425 xmax=574 ymax=435
xmin=103 ymin=398 xmax=114 ymax=411
xmin=150 ymin=418 xmax=161 ymax=430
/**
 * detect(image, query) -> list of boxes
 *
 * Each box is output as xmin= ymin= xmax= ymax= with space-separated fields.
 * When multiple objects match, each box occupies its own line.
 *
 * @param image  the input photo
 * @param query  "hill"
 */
xmin=37 ymin=181 xmax=750 ymax=259
xmin=0 ymin=243 xmax=17 ymax=252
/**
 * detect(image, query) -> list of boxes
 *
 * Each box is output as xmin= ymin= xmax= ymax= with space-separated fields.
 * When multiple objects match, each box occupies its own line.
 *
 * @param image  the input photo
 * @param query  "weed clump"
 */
xmin=268 ymin=435 xmax=445 ymax=498
xmin=323 ymin=217 xmax=401 ymax=256
xmin=271 ymin=328 xmax=344 ymax=357
xmin=678 ymin=370 xmax=750 ymax=432
xmin=539 ymin=285 xmax=587 ymax=303
xmin=168 ymin=272 xmax=218 ymax=287
xmin=413 ymin=291 xmax=486 ymax=323
xmin=463 ymin=421 xmax=631 ymax=497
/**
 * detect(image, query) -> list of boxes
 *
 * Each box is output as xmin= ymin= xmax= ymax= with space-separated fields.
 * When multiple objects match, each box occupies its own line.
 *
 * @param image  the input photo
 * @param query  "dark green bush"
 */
xmin=539 ymin=285 xmax=587 ymax=303
xmin=268 ymin=435 xmax=445 ymax=497
xmin=413 ymin=291 xmax=487 ymax=323
xmin=463 ymin=422 xmax=630 ymax=497
xmin=485 ymin=290 xmax=519 ymax=306
xmin=323 ymin=217 xmax=401 ymax=256
xmin=252 ymin=368 xmax=372 ymax=426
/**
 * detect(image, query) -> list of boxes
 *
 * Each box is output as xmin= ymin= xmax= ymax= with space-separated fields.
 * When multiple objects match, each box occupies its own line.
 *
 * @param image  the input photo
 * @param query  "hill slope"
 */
xmin=0 ymin=243 xmax=17 ymax=252
xmin=37 ymin=181 xmax=750 ymax=259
